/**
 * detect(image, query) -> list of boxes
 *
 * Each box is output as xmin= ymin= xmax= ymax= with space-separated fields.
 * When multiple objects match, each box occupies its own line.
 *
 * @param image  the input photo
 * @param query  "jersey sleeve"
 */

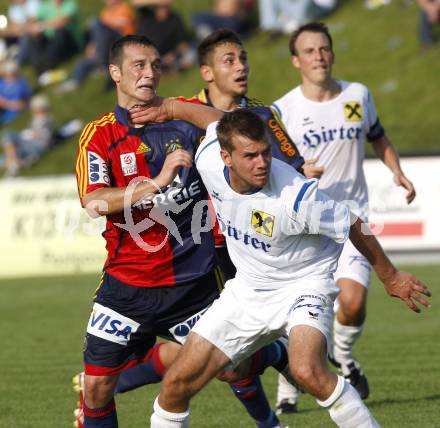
xmin=252 ymin=105 xmax=305 ymax=171
xmin=365 ymin=89 xmax=385 ymax=142
xmin=287 ymin=179 xmax=350 ymax=243
xmin=194 ymin=121 xmax=219 ymax=169
xmin=75 ymin=122 xmax=111 ymax=203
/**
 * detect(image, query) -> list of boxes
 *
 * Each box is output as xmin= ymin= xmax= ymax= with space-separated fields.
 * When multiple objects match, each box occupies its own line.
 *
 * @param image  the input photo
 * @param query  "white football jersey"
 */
xmin=195 ymin=122 xmax=351 ymax=289
xmin=272 ymin=80 xmax=381 ymax=221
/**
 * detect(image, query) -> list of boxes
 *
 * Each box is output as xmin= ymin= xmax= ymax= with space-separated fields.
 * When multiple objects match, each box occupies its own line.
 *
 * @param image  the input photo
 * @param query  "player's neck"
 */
xmin=300 ymin=78 xmax=341 ymax=102
xmin=207 ymin=87 xmax=241 ymax=112
xmin=228 ymin=170 xmax=259 ymax=194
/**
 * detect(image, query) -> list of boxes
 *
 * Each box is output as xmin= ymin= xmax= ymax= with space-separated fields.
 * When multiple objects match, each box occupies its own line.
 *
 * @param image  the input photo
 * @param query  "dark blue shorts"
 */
xmin=84 ymin=268 xmax=223 ymax=375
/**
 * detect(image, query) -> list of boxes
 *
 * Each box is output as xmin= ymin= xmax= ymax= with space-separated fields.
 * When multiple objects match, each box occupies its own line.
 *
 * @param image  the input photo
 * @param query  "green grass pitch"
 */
xmin=0 ymin=264 xmax=438 ymax=427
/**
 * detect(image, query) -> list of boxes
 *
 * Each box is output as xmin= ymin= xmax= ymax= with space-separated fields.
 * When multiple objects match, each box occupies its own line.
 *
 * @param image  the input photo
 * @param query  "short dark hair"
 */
xmin=197 ymin=28 xmax=243 ymax=66
xmin=288 ymin=22 xmax=333 ymax=56
xmin=109 ymin=35 xmax=158 ymax=68
xmin=216 ymin=109 xmax=267 ymax=153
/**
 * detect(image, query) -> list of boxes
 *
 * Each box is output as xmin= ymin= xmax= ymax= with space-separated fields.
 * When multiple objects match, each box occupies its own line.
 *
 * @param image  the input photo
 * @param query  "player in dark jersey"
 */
xmin=176 ymin=28 xmax=308 ymax=281
xmin=75 ymin=35 xmax=293 ymax=428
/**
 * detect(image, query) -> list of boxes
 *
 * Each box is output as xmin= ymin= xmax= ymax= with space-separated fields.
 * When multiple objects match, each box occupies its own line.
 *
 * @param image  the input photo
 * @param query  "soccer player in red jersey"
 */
xmin=93 ymin=29 xmax=306 ymax=428
xmin=75 ymin=35 xmax=293 ymax=428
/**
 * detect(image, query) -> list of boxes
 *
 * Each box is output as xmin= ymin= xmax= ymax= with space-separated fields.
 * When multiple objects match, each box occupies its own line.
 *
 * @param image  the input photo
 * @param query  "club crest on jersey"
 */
xmin=251 ymin=209 xmax=274 ymax=237
xmin=88 ymin=151 xmax=109 ymax=185
xmin=135 ymin=142 xmax=151 ymax=155
xmin=120 ymin=152 xmax=138 ymax=176
xmin=86 ymin=303 xmax=140 ymax=346
xmin=343 ymin=102 xmax=363 ymax=122
xmin=166 ymin=138 xmax=183 ymax=154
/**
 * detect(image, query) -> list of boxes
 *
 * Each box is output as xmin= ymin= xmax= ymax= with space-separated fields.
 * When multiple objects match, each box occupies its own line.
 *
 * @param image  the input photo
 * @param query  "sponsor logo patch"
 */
xmin=251 ymin=209 xmax=275 ymax=237
xmin=120 ymin=152 xmax=137 ymax=176
xmin=308 ymin=311 xmax=319 ymax=320
xmin=343 ymin=102 xmax=363 ymax=121
xmin=290 ymin=294 xmax=328 ymax=315
xmin=169 ymin=306 xmax=210 ymax=344
xmin=88 ymin=152 xmax=109 ymax=185
xmin=135 ymin=142 xmax=151 ymax=155
xmin=86 ymin=303 xmax=140 ymax=346
xmin=266 ymin=118 xmax=297 ymax=158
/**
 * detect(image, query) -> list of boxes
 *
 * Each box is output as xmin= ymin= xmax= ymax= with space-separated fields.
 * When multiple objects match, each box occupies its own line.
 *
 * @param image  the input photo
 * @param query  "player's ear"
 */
xmin=109 ymin=64 xmax=121 ymax=83
xmin=291 ymin=55 xmax=300 ymax=70
xmin=200 ymin=64 xmax=214 ymax=83
xmin=220 ymin=148 xmax=232 ymax=167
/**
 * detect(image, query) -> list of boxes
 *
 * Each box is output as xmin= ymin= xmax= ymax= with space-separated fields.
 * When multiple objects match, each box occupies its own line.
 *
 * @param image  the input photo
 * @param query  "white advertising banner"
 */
xmin=0 ymin=175 xmax=106 ymax=279
xmin=0 ymin=157 xmax=439 ymax=279
xmin=365 ymin=156 xmax=440 ymax=251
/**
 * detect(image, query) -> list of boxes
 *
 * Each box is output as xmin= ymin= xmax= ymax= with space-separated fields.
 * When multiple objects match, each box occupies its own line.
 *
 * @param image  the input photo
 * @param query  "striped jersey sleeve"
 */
xmin=75 ymin=112 xmax=116 ymax=201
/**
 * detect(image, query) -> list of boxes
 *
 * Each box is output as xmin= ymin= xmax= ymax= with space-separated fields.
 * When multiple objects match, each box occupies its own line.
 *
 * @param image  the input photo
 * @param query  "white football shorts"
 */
xmin=191 ymin=276 xmax=339 ymax=366
xmin=334 ymin=238 xmax=372 ymax=288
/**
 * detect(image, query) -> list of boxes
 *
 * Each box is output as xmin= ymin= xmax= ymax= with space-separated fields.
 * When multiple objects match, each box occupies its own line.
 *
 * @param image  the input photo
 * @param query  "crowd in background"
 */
xmin=0 ymin=0 xmax=435 ymax=177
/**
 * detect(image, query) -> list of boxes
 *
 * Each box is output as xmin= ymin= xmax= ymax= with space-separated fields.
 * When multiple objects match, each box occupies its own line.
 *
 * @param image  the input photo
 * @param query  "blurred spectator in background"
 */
xmin=259 ymin=0 xmax=337 ymax=35
xmin=192 ymin=0 xmax=256 ymax=41
xmin=26 ymin=0 xmax=82 ymax=83
xmin=133 ymin=0 xmax=195 ymax=72
xmin=418 ymin=0 xmax=440 ymax=50
xmin=0 ymin=0 xmax=41 ymax=66
xmin=0 ymin=59 xmax=32 ymax=125
xmin=1 ymin=93 xmax=53 ymax=177
xmin=56 ymin=0 xmax=137 ymax=93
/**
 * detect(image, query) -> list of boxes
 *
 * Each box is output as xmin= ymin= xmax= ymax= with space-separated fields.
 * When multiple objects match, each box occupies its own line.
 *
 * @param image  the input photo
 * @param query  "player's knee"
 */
xmin=162 ymin=368 xmax=193 ymax=399
xmin=84 ymin=375 xmax=116 ymax=408
xmin=216 ymin=369 xmax=240 ymax=383
xmin=339 ymin=293 xmax=366 ymax=325
xmin=292 ymin=362 xmax=326 ymax=392
xmin=339 ymin=298 xmax=366 ymax=324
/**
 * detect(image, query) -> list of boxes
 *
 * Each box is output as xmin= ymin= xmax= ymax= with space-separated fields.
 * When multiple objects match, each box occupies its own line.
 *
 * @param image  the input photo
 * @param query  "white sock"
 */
xmin=318 ymin=376 xmax=380 ymax=427
xmin=333 ymin=319 xmax=364 ymax=367
xmin=150 ymin=396 xmax=190 ymax=428
xmin=276 ymin=372 xmax=300 ymax=404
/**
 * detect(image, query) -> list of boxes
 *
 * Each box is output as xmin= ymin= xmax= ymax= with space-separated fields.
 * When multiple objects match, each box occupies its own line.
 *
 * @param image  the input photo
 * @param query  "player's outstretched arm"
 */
xmin=82 ymin=149 xmax=192 ymax=217
xmin=130 ymin=97 xmax=223 ymax=130
xmin=371 ymin=135 xmax=416 ymax=204
xmin=349 ymin=215 xmax=431 ymax=313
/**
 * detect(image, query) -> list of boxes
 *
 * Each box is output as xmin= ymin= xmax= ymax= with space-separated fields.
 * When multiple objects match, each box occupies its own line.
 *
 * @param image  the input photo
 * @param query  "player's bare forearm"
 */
xmin=170 ymin=99 xmax=223 ymax=129
xmin=349 ymin=216 xmax=431 ymax=312
xmin=372 ymin=136 xmax=416 ymax=203
xmin=81 ymin=181 xmax=162 ymax=217
xmin=372 ymin=136 xmax=402 ymax=175
xmin=130 ymin=98 xmax=223 ymax=130
xmin=81 ymin=149 xmax=192 ymax=217
xmin=349 ymin=216 xmax=396 ymax=283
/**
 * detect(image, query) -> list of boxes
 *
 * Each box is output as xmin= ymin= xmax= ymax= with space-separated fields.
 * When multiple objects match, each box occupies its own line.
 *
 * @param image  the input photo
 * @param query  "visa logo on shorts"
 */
xmin=169 ymin=306 xmax=210 ymax=344
xmin=86 ymin=303 xmax=140 ymax=346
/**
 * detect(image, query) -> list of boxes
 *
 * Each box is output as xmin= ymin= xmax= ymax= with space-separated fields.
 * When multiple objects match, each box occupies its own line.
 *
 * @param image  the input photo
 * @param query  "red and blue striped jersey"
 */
xmin=76 ymin=105 xmax=215 ymax=287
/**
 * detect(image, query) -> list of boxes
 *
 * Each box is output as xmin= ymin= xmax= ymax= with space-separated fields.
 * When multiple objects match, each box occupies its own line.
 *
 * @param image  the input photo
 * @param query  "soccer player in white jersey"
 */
xmin=145 ymin=107 xmax=430 ymax=428
xmin=271 ymin=22 xmax=416 ymax=408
